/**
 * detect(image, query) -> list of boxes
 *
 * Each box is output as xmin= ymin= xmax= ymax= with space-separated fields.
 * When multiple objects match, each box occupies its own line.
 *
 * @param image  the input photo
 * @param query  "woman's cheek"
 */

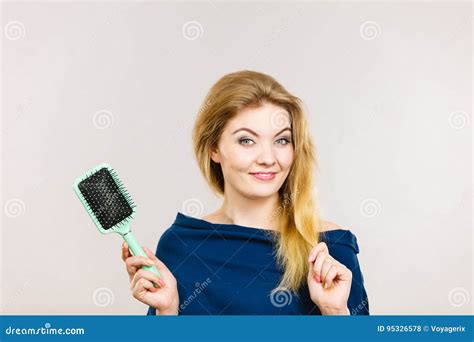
xmin=229 ymin=147 xmax=256 ymax=169
xmin=276 ymin=149 xmax=294 ymax=169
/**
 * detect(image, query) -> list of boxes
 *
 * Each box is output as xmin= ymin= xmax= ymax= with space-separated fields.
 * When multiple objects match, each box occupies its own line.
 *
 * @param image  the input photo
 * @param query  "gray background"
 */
xmin=1 ymin=1 xmax=472 ymax=315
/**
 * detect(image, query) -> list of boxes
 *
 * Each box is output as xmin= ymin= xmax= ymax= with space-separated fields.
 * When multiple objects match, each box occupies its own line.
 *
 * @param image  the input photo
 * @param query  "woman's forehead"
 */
xmin=226 ymin=104 xmax=291 ymax=131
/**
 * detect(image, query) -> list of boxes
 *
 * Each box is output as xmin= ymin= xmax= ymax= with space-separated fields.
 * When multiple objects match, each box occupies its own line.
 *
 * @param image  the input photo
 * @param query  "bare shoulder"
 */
xmin=201 ymin=213 xmax=216 ymax=222
xmin=201 ymin=211 xmax=223 ymax=224
xmin=320 ymin=220 xmax=343 ymax=232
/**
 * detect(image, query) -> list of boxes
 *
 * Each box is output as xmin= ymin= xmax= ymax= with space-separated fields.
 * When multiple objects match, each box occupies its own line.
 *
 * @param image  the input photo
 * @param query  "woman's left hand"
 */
xmin=307 ymin=242 xmax=352 ymax=315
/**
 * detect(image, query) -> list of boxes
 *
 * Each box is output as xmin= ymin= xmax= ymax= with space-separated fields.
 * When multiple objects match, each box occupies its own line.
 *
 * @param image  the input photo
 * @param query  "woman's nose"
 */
xmin=256 ymin=144 xmax=277 ymax=165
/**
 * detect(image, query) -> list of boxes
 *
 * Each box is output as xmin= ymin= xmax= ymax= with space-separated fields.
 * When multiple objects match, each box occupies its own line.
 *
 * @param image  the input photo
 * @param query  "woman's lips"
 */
xmin=249 ymin=172 xmax=276 ymax=181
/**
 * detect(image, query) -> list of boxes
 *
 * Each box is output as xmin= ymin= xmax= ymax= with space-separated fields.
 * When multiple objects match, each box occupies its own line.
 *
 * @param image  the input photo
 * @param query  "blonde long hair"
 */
xmin=192 ymin=70 xmax=323 ymax=294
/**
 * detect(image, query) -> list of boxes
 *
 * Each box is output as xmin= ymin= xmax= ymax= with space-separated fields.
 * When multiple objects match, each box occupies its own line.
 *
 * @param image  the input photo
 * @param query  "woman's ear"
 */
xmin=210 ymin=145 xmax=220 ymax=163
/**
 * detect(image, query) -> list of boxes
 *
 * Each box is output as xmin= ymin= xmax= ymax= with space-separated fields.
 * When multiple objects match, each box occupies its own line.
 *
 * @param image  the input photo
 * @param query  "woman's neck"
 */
xmin=216 ymin=188 xmax=281 ymax=231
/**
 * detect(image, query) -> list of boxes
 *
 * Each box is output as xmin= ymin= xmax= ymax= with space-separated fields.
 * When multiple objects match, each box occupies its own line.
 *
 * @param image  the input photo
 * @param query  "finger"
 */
xmin=126 ymin=255 xmax=155 ymax=269
xmin=139 ymin=268 xmax=164 ymax=287
xmin=125 ymin=255 xmax=155 ymax=279
xmin=324 ymin=265 xmax=339 ymax=288
xmin=131 ymin=269 xmax=165 ymax=290
xmin=339 ymin=265 xmax=353 ymax=282
xmin=143 ymin=246 xmax=157 ymax=260
xmin=320 ymin=258 xmax=334 ymax=285
xmin=132 ymin=278 xmax=155 ymax=299
xmin=141 ymin=279 xmax=156 ymax=292
xmin=125 ymin=263 xmax=138 ymax=278
xmin=143 ymin=247 xmax=172 ymax=275
xmin=312 ymin=251 xmax=328 ymax=281
xmin=308 ymin=242 xmax=329 ymax=263
xmin=121 ymin=242 xmax=131 ymax=261
xmin=321 ymin=254 xmax=342 ymax=283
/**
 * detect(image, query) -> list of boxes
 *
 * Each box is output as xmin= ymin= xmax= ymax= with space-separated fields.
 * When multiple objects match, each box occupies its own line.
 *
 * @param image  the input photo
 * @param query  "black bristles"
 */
xmin=78 ymin=167 xmax=134 ymax=229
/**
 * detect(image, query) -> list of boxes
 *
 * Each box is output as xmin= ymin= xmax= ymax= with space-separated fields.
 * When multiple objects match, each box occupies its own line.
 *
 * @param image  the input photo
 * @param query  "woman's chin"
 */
xmin=244 ymin=188 xmax=280 ymax=200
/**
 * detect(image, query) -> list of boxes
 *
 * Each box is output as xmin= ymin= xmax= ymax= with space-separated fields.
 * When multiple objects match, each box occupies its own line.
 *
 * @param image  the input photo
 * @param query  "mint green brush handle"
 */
xmin=123 ymin=231 xmax=162 ymax=285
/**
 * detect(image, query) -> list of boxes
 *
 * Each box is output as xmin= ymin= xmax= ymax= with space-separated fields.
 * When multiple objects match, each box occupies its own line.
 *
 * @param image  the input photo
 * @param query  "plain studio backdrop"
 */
xmin=1 ymin=1 xmax=472 ymax=315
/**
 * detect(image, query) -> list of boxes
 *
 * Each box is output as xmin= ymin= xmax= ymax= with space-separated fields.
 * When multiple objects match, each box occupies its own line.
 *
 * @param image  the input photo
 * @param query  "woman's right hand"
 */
xmin=122 ymin=242 xmax=179 ymax=315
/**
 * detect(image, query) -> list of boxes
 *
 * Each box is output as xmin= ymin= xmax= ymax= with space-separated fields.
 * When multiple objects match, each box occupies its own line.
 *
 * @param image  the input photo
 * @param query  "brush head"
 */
xmin=73 ymin=164 xmax=136 ymax=233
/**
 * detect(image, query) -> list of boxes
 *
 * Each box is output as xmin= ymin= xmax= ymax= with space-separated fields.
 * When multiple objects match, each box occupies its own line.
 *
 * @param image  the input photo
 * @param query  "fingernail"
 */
xmin=146 ymin=259 xmax=154 ymax=265
xmin=315 ymin=275 xmax=321 ymax=283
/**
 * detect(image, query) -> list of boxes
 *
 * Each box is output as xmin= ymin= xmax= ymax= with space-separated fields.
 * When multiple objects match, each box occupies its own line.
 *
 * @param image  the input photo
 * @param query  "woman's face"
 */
xmin=211 ymin=102 xmax=294 ymax=199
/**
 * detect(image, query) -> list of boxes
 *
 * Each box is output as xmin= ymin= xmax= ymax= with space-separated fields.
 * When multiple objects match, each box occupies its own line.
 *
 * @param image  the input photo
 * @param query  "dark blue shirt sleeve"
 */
xmin=146 ymin=305 xmax=156 ymax=316
xmin=321 ymin=230 xmax=370 ymax=315
xmin=146 ymin=229 xmax=178 ymax=316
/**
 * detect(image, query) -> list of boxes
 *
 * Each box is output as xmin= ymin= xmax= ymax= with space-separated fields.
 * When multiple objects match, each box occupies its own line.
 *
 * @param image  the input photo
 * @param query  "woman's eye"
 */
xmin=276 ymin=138 xmax=291 ymax=145
xmin=239 ymin=138 xmax=254 ymax=145
xmin=239 ymin=137 xmax=291 ymax=146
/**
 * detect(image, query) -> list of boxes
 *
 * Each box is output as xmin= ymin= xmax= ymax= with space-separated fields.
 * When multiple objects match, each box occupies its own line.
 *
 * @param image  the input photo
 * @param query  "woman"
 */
xmin=122 ymin=70 xmax=370 ymax=315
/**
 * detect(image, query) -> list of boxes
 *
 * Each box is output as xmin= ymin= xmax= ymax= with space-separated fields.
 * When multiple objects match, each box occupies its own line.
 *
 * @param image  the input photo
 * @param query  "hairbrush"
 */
xmin=73 ymin=163 xmax=161 ymax=284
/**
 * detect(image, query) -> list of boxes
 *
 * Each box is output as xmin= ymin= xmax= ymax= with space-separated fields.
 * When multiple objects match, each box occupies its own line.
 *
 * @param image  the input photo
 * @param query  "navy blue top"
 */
xmin=147 ymin=212 xmax=369 ymax=315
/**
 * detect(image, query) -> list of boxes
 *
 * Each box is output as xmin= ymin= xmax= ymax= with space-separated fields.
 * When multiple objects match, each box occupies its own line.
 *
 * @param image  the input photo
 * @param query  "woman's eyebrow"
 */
xmin=231 ymin=127 xmax=291 ymax=137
